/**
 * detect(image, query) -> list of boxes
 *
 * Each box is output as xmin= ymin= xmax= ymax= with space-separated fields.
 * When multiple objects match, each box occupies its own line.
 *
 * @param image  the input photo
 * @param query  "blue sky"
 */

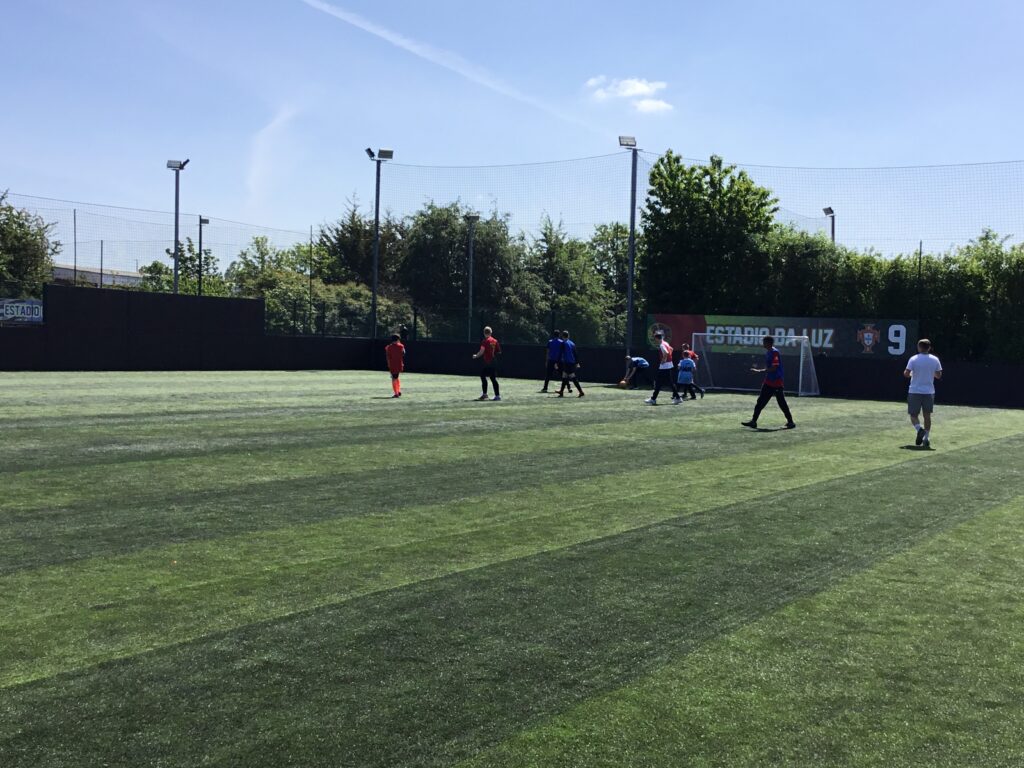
xmin=3 ymin=0 xmax=1023 ymax=243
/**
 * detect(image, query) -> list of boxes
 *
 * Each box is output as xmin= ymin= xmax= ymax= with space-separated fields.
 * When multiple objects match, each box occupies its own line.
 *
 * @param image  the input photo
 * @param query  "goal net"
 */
xmin=691 ymin=333 xmax=820 ymax=396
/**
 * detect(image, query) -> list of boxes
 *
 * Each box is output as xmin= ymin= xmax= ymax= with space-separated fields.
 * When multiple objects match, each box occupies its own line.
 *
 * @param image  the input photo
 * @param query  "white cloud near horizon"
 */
xmin=634 ymin=98 xmax=673 ymax=113
xmin=585 ymin=76 xmax=673 ymax=113
xmin=301 ymin=0 xmax=593 ymax=131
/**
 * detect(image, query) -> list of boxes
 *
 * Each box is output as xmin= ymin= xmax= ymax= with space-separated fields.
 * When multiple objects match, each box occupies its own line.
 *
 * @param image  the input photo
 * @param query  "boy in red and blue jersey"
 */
xmin=742 ymin=335 xmax=795 ymax=429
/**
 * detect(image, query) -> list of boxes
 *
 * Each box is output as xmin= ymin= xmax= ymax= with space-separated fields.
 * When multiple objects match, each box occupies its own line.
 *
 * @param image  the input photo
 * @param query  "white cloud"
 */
xmin=584 ymin=76 xmax=673 ymax=113
xmin=586 ymin=77 xmax=667 ymax=101
xmin=246 ymin=104 xmax=299 ymax=212
xmin=633 ymin=98 xmax=673 ymax=113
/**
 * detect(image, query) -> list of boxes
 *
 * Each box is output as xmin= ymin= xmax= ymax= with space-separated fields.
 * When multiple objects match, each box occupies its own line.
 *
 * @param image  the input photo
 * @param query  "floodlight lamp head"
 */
xmin=618 ymin=135 xmax=637 ymax=148
xmin=823 ymin=206 xmax=834 ymax=216
xmin=166 ymin=160 xmax=184 ymax=170
xmin=464 ymin=213 xmax=480 ymax=223
xmin=199 ymin=217 xmax=210 ymax=225
xmin=377 ymin=148 xmax=394 ymax=160
xmin=365 ymin=148 xmax=375 ymax=159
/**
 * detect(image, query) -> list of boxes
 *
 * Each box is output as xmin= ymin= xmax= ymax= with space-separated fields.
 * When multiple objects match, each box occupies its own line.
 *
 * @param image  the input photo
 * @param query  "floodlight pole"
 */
xmin=371 ymin=156 xmax=382 ymax=339
xmin=917 ymin=239 xmax=923 ymax=326
xmin=168 ymin=158 xmax=189 ymax=294
xmin=173 ymin=170 xmax=181 ymax=293
xmin=625 ymin=145 xmax=639 ymax=355
xmin=823 ymin=207 xmax=836 ymax=244
xmin=465 ymin=213 xmax=480 ymax=342
xmin=198 ymin=216 xmax=209 ymax=296
xmin=309 ymin=225 xmax=314 ymax=331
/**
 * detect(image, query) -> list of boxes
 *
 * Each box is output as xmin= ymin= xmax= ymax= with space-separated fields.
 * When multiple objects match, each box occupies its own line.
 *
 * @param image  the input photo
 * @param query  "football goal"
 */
xmin=691 ymin=333 xmax=820 ymax=396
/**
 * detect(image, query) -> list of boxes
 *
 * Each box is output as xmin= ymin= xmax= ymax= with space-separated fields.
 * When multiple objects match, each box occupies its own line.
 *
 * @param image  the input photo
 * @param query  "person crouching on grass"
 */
xmin=742 ymin=335 xmax=796 ymax=429
xmin=385 ymin=333 xmax=405 ymax=398
xmin=472 ymin=326 xmax=502 ymax=401
xmin=904 ymin=338 xmax=942 ymax=448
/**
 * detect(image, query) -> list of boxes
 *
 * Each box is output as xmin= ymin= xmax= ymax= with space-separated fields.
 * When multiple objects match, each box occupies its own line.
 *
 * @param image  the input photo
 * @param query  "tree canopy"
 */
xmin=0 ymin=191 xmax=59 ymax=297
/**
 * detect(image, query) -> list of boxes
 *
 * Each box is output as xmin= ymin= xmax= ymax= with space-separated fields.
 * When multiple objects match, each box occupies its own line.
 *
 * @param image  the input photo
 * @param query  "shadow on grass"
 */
xmin=900 ymin=444 xmax=935 ymax=451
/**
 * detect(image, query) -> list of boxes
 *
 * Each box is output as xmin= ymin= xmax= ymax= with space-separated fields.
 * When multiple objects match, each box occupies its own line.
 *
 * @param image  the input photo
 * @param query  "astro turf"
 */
xmin=1 ymin=371 xmax=1023 ymax=767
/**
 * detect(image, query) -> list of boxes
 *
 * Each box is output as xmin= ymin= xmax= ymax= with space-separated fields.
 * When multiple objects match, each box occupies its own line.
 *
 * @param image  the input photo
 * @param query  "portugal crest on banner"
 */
xmin=857 ymin=324 xmax=879 ymax=353
xmin=649 ymin=322 xmax=673 ymax=345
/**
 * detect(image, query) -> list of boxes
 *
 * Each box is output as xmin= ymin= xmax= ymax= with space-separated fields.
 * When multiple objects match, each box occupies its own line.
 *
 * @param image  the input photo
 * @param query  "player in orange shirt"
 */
xmin=385 ymin=334 xmax=406 ymax=398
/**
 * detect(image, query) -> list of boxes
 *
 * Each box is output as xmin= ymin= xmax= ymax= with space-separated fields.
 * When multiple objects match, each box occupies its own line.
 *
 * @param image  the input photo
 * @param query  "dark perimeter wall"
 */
xmin=0 ymin=286 xmax=1020 ymax=408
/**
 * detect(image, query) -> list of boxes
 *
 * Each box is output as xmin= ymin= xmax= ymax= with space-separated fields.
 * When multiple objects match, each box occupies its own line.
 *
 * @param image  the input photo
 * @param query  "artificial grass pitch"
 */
xmin=1 ymin=371 xmax=1022 ymax=767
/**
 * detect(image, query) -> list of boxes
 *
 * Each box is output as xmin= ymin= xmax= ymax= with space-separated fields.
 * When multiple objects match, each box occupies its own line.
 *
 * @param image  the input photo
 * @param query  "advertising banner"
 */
xmin=0 ymin=298 xmax=44 ymax=325
xmin=647 ymin=314 xmax=918 ymax=358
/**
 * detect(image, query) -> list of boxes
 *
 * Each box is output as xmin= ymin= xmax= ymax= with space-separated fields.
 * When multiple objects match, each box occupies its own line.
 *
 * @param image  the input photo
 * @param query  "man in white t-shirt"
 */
xmin=904 ymin=338 xmax=943 ymax=448
xmin=645 ymin=331 xmax=681 ymax=405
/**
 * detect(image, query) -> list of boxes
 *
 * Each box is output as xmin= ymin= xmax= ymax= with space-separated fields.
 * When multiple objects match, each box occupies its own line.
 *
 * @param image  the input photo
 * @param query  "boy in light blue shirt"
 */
xmin=676 ymin=355 xmax=699 ymax=400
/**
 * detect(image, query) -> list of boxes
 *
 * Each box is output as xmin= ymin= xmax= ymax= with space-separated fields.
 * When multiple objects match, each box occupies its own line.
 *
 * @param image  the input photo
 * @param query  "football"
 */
xmin=618 ymin=380 xmax=627 ymax=388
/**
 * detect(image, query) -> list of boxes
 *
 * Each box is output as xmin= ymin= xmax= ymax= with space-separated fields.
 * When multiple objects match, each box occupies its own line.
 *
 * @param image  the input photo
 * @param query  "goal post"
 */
xmin=691 ymin=333 xmax=820 ymax=396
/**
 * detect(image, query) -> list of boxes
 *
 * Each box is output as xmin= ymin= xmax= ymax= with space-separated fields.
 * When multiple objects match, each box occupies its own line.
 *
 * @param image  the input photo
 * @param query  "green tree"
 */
xmin=139 ymin=238 xmax=230 ymax=295
xmin=0 ymin=191 xmax=59 ymax=297
xmin=527 ymin=218 xmax=615 ymax=345
xmin=642 ymin=153 xmax=778 ymax=313
xmin=318 ymin=200 xmax=404 ymax=286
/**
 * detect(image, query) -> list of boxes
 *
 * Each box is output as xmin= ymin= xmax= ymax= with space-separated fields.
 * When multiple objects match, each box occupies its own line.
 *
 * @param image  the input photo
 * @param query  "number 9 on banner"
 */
xmin=888 ymin=324 xmax=906 ymax=355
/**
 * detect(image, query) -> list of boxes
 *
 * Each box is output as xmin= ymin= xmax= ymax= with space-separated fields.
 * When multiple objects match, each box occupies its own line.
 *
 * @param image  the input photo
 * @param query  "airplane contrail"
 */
xmin=300 ymin=0 xmax=595 ymax=132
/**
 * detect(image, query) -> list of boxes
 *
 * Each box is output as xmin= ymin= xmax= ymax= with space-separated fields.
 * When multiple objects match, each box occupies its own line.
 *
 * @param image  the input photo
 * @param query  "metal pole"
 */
xmin=917 ymin=239 xmax=923 ymax=326
xmin=467 ymin=219 xmax=477 ymax=342
xmin=309 ymin=225 xmax=314 ymax=333
xmin=197 ymin=215 xmax=203 ymax=297
xmin=830 ymin=215 xmax=836 ymax=243
xmin=100 ymin=239 xmax=104 ymax=287
xmin=173 ymin=169 xmax=181 ymax=294
xmin=625 ymin=147 xmax=638 ymax=354
xmin=371 ymin=158 xmax=381 ymax=339
xmin=73 ymin=208 xmax=78 ymax=284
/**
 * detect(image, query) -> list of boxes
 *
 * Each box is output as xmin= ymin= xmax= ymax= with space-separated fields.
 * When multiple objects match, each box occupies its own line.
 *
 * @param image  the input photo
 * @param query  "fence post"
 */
xmin=413 ymin=307 xmax=418 ymax=340
xmin=100 ymin=239 xmax=104 ymax=287
xmin=292 ymin=299 xmax=298 ymax=335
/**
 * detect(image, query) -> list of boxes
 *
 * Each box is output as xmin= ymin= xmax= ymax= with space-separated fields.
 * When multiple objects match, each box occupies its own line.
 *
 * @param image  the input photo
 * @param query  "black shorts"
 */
xmin=561 ymin=362 xmax=577 ymax=377
xmin=481 ymin=365 xmax=498 ymax=378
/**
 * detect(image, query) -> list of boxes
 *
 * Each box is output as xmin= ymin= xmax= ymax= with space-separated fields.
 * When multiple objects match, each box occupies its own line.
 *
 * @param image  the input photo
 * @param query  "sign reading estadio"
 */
xmin=647 ymin=314 xmax=918 ymax=358
xmin=0 ymin=299 xmax=44 ymax=324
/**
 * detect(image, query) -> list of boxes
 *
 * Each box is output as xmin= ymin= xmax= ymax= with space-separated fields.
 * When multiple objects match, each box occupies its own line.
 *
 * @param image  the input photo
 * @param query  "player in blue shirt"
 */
xmin=742 ymin=335 xmax=795 ymax=429
xmin=623 ymin=355 xmax=651 ymax=389
xmin=540 ymin=329 xmax=563 ymax=393
xmin=556 ymin=330 xmax=584 ymax=397
xmin=676 ymin=355 xmax=699 ymax=400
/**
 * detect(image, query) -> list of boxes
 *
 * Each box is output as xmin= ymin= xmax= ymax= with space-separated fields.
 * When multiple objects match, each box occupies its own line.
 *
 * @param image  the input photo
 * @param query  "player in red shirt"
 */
xmin=472 ymin=326 xmax=502 ymax=401
xmin=385 ymin=334 xmax=405 ymax=398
